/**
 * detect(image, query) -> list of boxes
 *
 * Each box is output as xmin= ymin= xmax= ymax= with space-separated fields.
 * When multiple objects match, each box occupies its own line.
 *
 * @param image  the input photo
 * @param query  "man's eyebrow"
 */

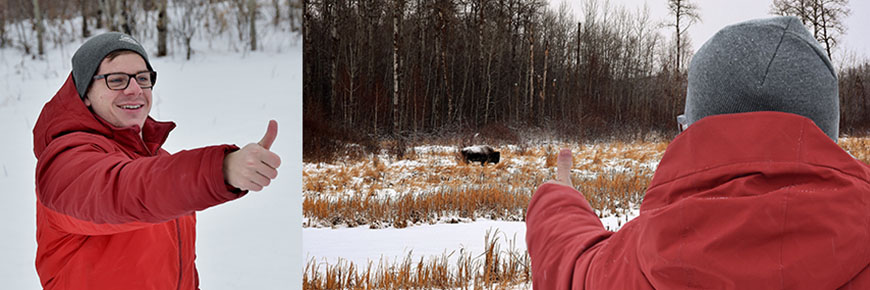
xmin=98 ymin=70 xmax=152 ymax=75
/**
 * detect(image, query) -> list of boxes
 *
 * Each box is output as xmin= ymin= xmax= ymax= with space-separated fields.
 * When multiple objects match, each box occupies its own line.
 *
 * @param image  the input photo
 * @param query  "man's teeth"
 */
xmin=120 ymin=105 xmax=142 ymax=109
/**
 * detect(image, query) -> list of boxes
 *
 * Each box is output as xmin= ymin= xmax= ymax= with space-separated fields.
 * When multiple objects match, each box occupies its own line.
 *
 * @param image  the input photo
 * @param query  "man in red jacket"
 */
xmin=32 ymin=32 xmax=281 ymax=289
xmin=527 ymin=16 xmax=870 ymax=289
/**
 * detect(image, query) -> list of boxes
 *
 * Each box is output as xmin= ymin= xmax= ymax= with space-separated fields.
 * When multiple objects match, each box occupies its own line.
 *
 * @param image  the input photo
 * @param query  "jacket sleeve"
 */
xmin=526 ymin=183 xmax=613 ymax=290
xmin=35 ymin=132 xmax=245 ymax=235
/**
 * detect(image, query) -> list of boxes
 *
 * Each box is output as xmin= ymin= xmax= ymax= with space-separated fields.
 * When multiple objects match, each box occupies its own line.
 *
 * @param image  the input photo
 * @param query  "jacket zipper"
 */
xmin=176 ymin=219 xmax=183 ymax=290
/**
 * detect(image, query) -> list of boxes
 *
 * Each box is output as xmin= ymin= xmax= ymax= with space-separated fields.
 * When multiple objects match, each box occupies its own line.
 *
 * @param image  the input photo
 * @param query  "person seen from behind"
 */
xmin=32 ymin=32 xmax=281 ymax=289
xmin=526 ymin=16 xmax=870 ymax=289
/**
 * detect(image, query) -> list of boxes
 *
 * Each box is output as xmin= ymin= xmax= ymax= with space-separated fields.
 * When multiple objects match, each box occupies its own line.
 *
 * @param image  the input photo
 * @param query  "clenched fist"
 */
xmin=223 ymin=120 xmax=282 ymax=191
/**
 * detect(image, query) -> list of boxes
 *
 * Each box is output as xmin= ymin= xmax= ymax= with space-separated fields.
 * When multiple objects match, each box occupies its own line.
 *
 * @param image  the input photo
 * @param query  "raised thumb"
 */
xmin=557 ymin=148 xmax=573 ymax=186
xmin=258 ymin=120 xmax=278 ymax=149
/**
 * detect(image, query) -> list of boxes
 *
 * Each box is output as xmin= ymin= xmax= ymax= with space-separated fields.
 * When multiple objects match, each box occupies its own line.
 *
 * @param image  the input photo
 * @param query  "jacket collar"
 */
xmin=643 ymin=111 xmax=870 ymax=211
xmin=33 ymin=73 xmax=175 ymax=158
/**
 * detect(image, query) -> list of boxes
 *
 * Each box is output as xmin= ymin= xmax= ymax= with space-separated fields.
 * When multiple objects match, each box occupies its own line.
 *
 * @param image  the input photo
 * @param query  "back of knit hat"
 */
xmin=684 ymin=16 xmax=839 ymax=141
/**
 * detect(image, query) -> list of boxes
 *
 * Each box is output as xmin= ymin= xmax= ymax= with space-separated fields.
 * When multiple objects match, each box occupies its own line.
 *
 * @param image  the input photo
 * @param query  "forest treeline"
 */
xmin=0 ymin=0 xmax=301 ymax=58
xmin=303 ymin=0 xmax=870 ymax=161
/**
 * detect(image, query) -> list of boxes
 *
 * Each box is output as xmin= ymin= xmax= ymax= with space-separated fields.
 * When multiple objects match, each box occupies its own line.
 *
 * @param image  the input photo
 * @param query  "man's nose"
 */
xmin=123 ymin=78 xmax=143 ymax=95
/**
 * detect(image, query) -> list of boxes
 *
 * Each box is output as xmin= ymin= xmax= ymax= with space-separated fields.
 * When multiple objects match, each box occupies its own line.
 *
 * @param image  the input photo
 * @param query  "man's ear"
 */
xmin=82 ymin=95 xmax=92 ymax=107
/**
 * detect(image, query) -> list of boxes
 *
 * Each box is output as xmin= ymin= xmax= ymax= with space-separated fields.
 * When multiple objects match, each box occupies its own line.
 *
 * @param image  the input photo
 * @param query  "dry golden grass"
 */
xmin=303 ymin=140 xmax=668 ymax=228
xmin=840 ymin=137 xmax=870 ymax=165
xmin=303 ymin=229 xmax=530 ymax=290
xmin=304 ymin=137 xmax=870 ymax=228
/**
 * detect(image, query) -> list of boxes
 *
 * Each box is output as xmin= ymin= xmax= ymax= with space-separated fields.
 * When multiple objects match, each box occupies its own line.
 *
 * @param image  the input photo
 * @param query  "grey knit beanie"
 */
xmin=684 ymin=16 xmax=839 ymax=141
xmin=72 ymin=32 xmax=153 ymax=98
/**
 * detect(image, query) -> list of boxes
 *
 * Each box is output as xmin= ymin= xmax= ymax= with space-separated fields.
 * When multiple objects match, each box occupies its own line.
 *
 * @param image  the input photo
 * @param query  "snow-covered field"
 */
xmin=0 ymin=27 xmax=301 ymax=289
xmin=304 ymin=219 xmax=527 ymax=269
xmin=302 ymin=142 xmax=660 ymax=287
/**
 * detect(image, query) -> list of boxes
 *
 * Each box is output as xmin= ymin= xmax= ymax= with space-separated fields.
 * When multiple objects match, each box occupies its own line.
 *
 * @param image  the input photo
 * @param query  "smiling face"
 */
xmin=83 ymin=52 xmax=152 ymax=130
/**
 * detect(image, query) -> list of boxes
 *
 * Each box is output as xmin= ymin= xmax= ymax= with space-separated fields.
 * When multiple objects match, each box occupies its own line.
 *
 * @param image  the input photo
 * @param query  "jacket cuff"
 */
xmin=213 ymin=145 xmax=248 ymax=198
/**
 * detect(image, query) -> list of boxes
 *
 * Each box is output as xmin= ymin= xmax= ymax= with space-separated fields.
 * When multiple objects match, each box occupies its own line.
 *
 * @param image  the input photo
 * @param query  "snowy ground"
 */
xmin=0 ymin=31 xmax=302 ymax=289
xmin=303 ymin=215 xmax=638 ymax=274
xmin=304 ymin=219 xmax=527 ymax=269
xmin=302 ymin=142 xmax=655 ymax=287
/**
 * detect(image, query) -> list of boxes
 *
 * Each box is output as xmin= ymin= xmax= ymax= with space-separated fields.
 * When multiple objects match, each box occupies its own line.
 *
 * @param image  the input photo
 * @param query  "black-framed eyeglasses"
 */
xmin=93 ymin=71 xmax=157 ymax=90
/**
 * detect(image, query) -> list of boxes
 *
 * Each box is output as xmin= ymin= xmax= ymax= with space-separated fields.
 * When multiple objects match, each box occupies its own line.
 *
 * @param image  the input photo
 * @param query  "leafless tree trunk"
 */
xmin=288 ymin=0 xmax=299 ymax=32
xmin=302 ymin=0 xmax=310 ymax=77
xmin=99 ymin=0 xmax=115 ymax=31
xmin=393 ymin=0 xmax=404 ymax=135
xmin=95 ymin=0 xmax=103 ymax=29
xmin=174 ymin=0 xmax=203 ymax=60
xmin=272 ymin=0 xmax=280 ymax=26
xmin=437 ymin=2 xmax=453 ymax=125
xmin=32 ymin=0 xmax=44 ymax=56
xmin=474 ymin=0 xmax=485 ymax=126
xmin=575 ymin=21 xmax=582 ymax=125
xmin=119 ymin=0 xmax=133 ymax=35
xmin=14 ymin=16 xmax=30 ymax=54
xmin=345 ymin=43 xmax=359 ymax=128
xmin=667 ymin=0 xmax=700 ymax=72
xmin=156 ymin=0 xmax=167 ymax=56
xmin=80 ymin=0 xmax=90 ymax=38
xmin=541 ymin=40 xmax=548 ymax=106
xmin=327 ymin=0 xmax=337 ymax=118
xmin=0 ymin=0 xmax=7 ymax=48
xmin=481 ymin=0 xmax=494 ymax=124
xmin=248 ymin=0 xmax=257 ymax=51
xmin=526 ymin=22 xmax=534 ymax=123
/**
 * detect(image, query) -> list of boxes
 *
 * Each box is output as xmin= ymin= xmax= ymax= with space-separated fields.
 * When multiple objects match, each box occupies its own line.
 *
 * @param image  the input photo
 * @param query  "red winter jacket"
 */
xmin=32 ymin=74 xmax=245 ymax=290
xmin=527 ymin=111 xmax=870 ymax=289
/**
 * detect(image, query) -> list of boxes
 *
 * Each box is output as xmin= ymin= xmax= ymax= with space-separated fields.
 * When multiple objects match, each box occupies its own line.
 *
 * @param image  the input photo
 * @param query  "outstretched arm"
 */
xmin=36 ymin=120 xmax=282 ymax=235
xmin=526 ymin=148 xmax=612 ymax=289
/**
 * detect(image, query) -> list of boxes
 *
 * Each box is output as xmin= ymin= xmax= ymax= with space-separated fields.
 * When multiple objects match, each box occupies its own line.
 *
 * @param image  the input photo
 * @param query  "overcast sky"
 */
xmin=548 ymin=0 xmax=869 ymax=65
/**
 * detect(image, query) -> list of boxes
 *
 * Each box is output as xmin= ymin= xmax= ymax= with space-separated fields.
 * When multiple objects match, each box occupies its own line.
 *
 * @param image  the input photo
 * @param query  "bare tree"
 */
xmin=119 ymin=0 xmax=133 ymax=35
xmin=248 ymin=0 xmax=256 ymax=51
xmin=665 ymin=0 xmax=700 ymax=72
xmin=173 ymin=0 xmax=204 ymax=59
xmin=156 ymin=0 xmax=167 ymax=56
xmin=95 ymin=0 xmax=104 ymax=29
xmin=272 ymin=0 xmax=280 ymax=26
xmin=0 ymin=0 xmax=8 ymax=48
xmin=80 ymin=0 xmax=90 ymax=38
xmin=100 ymin=0 xmax=116 ymax=31
xmin=771 ymin=0 xmax=850 ymax=60
xmin=32 ymin=0 xmax=44 ymax=56
xmin=288 ymin=0 xmax=300 ymax=32
xmin=392 ymin=0 xmax=405 ymax=134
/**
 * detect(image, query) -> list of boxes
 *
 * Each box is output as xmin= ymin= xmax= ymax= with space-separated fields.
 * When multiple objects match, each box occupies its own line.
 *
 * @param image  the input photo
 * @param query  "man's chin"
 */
xmin=115 ymin=119 xmax=147 ymax=130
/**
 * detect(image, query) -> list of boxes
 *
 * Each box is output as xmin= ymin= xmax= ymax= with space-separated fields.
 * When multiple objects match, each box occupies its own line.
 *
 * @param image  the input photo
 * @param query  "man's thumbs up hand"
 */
xmin=223 ymin=120 xmax=282 ymax=192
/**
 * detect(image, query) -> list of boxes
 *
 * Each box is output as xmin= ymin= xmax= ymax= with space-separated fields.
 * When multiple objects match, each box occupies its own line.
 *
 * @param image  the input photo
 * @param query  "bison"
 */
xmin=460 ymin=145 xmax=500 ymax=165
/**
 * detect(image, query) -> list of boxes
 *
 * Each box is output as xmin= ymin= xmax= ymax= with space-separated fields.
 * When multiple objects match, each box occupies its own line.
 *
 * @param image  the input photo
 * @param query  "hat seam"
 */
xmin=760 ymin=19 xmax=791 ymax=88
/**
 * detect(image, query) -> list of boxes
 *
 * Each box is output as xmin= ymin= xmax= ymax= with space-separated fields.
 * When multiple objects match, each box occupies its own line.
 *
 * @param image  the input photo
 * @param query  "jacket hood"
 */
xmin=33 ymin=73 xmax=175 ymax=158
xmin=638 ymin=111 xmax=870 ymax=289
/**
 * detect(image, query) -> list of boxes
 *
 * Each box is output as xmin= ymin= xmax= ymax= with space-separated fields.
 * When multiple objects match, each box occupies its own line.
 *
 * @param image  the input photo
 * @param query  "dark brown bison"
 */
xmin=460 ymin=145 xmax=500 ymax=165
